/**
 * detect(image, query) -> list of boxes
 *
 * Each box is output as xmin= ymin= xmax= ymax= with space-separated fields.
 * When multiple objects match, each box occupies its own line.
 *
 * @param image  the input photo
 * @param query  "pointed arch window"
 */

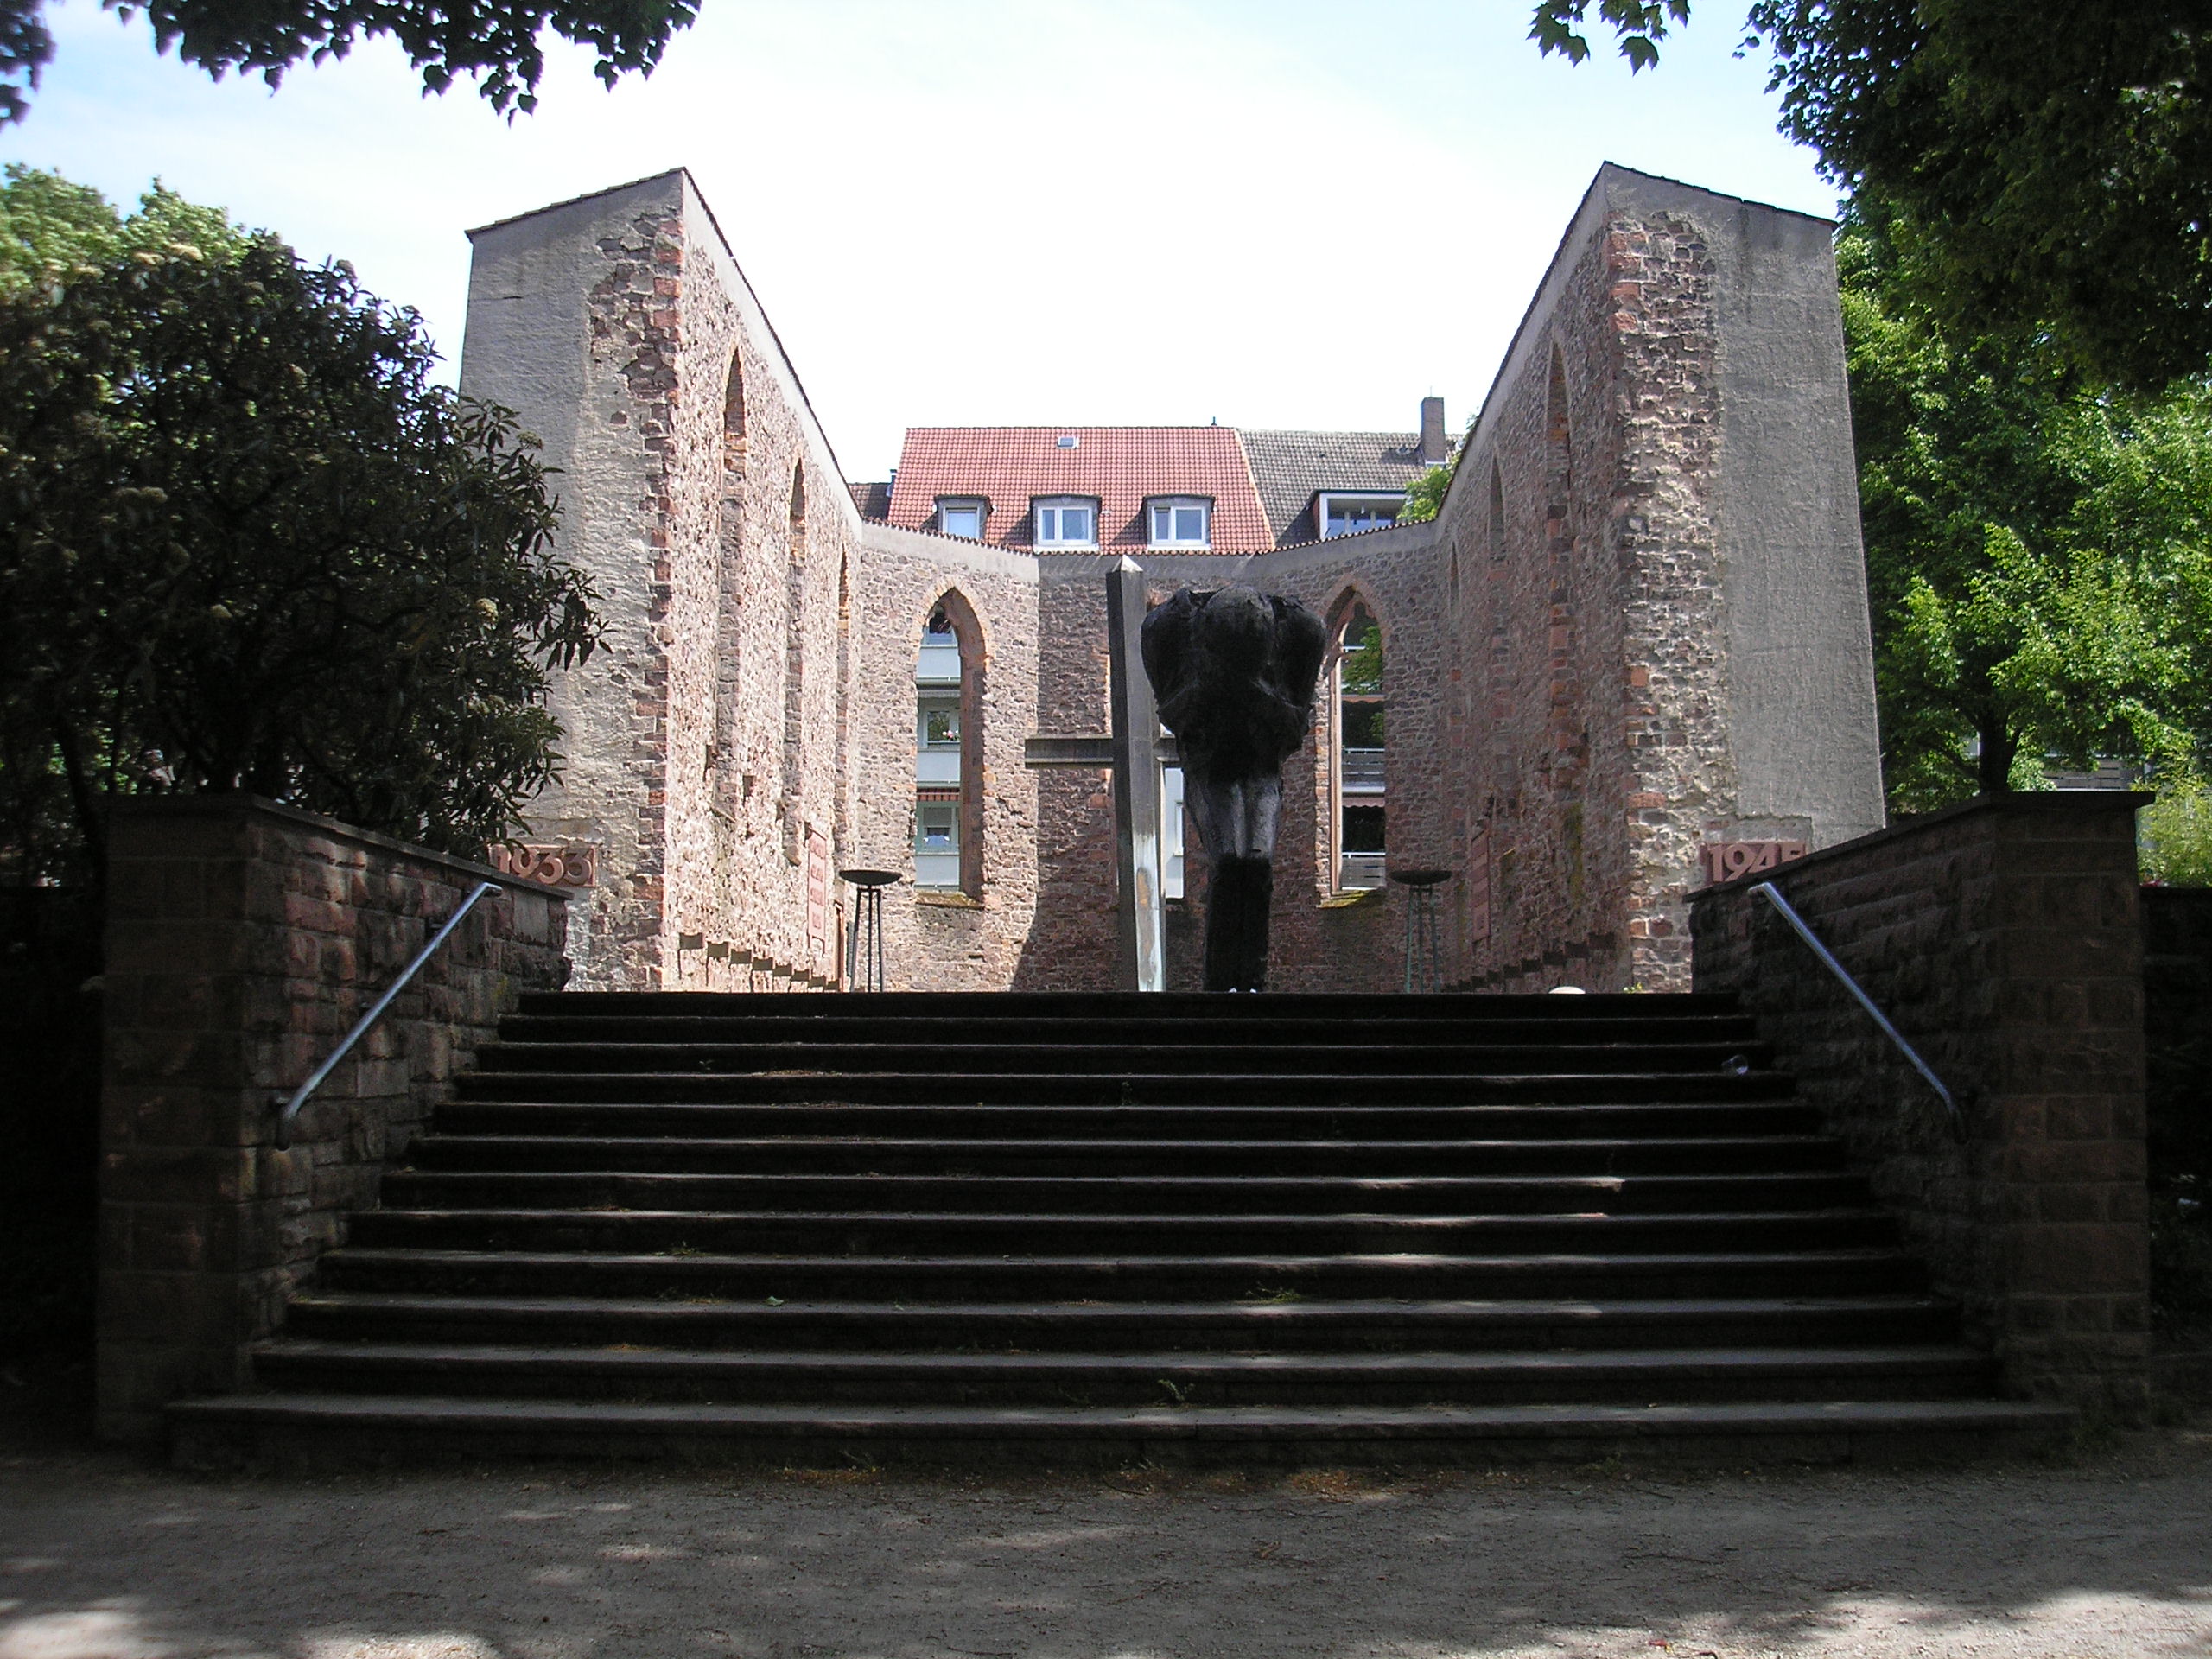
xmin=1332 ymin=600 xmax=1386 ymax=891
xmin=914 ymin=594 xmax=985 ymax=895
xmin=721 ymin=348 xmax=747 ymax=469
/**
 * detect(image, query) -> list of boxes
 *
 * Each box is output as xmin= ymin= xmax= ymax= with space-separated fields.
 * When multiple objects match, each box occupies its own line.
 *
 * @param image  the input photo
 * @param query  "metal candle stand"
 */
xmin=839 ymin=869 xmax=899 ymax=992
xmin=1389 ymin=868 xmax=1453 ymax=994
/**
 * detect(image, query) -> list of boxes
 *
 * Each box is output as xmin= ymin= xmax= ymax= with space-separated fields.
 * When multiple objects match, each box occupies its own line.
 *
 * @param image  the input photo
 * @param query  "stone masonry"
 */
xmin=1691 ymin=792 xmax=2151 ymax=1414
xmin=98 ymin=796 xmax=567 ymax=1440
xmin=459 ymin=165 xmax=1880 ymax=993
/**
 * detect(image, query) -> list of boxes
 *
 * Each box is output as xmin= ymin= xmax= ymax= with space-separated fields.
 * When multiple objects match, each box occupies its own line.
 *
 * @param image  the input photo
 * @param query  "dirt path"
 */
xmin=5 ymin=1416 xmax=2210 ymax=1659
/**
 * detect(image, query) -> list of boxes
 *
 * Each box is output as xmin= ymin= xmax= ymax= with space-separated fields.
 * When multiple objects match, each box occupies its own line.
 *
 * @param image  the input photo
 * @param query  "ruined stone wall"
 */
xmin=1436 ymin=194 xmax=1721 ymax=991
xmin=1010 ymin=562 xmax=1119 ymax=989
xmin=658 ymin=189 xmax=862 ymax=992
xmin=1423 ymin=165 xmax=1880 ymax=993
xmin=462 ymin=172 xmax=864 ymax=989
xmin=847 ymin=524 xmax=1042 ymax=991
xmin=1245 ymin=533 xmax=1456 ymax=995
xmin=460 ymin=164 xmax=1879 ymax=996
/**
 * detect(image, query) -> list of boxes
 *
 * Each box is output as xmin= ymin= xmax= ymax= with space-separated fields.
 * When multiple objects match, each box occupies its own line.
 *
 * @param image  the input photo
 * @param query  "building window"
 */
xmin=1147 ymin=497 xmax=1211 ymax=549
xmin=914 ymin=798 xmax=962 ymax=889
xmin=1319 ymin=492 xmax=1403 ymax=538
xmin=916 ymin=693 xmax=961 ymax=786
xmin=1033 ymin=496 xmax=1098 ymax=548
xmin=914 ymin=596 xmax=982 ymax=894
xmin=937 ymin=497 xmax=988 ymax=540
xmin=1335 ymin=601 xmax=1385 ymax=890
xmin=917 ymin=607 xmax=961 ymax=689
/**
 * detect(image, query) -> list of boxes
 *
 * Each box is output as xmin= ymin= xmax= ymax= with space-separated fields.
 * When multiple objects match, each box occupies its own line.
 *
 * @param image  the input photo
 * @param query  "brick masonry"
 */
xmin=97 ymin=796 xmax=568 ymax=1441
xmin=1691 ymin=792 xmax=2151 ymax=1415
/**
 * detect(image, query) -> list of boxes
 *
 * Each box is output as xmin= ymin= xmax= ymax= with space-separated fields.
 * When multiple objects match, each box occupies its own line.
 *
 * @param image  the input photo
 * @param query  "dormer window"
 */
xmin=1319 ymin=492 xmax=1403 ymax=537
xmin=1147 ymin=496 xmax=1211 ymax=549
xmin=936 ymin=497 xmax=988 ymax=539
xmin=1033 ymin=496 xmax=1098 ymax=548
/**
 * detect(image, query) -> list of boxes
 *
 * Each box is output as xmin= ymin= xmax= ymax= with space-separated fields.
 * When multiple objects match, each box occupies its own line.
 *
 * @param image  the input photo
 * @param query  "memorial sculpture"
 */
xmin=1141 ymin=585 xmax=1329 ymax=992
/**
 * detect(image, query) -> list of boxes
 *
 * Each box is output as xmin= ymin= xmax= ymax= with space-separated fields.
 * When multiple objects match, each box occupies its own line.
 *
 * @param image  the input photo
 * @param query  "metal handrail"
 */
xmin=1750 ymin=880 xmax=1964 ymax=1140
xmin=273 ymin=880 xmax=499 ymax=1151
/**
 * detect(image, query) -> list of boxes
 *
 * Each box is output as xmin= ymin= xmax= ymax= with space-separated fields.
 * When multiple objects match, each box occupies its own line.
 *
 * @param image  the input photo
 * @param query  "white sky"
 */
xmin=4 ymin=0 xmax=1836 ymax=480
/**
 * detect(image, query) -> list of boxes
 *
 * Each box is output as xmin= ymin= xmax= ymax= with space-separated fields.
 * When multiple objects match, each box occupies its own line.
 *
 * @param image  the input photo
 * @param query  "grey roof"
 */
xmin=1237 ymin=429 xmax=1433 ymax=546
xmin=848 ymin=480 xmax=893 ymax=520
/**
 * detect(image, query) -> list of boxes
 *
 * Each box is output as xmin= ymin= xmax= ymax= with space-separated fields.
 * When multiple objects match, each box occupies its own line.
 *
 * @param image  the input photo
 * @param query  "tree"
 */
xmin=1531 ymin=0 xmax=2212 ymax=389
xmin=1399 ymin=461 xmax=1453 ymax=525
xmin=0 ymin=181 xmax=599 ymax=887
xmin=0 ymin=164 xmax=240 ymax=296
xmin=0 ymin=0 xmax=696 ymax=124
xmin=1840 ymin=217 xmax=2212 ymax=808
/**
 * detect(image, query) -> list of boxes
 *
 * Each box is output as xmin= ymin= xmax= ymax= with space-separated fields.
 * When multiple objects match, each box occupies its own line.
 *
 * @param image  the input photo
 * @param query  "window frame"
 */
xmin=1318 ymin=491 xmax=1406 ymax=538
xmin=1032 ymin=495 xmax=1101 ymax=549
xmin=935 ymin=496 xmax=989 ymax=540
xmin=1146 ymin=495 xmax=1212 ymax=550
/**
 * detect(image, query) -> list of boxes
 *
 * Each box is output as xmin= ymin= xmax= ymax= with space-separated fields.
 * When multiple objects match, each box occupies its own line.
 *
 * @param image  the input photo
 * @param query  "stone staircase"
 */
xmin=169 ymin=991 xmax=2073 ymax=1469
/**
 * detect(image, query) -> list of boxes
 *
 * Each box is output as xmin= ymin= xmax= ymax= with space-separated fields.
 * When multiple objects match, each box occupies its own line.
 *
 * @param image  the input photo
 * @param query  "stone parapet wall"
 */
xmin=98 ymin=796 xmax=568 ymax=1441
xmin=1690 ymin=792 xmax=2150 ymax=1414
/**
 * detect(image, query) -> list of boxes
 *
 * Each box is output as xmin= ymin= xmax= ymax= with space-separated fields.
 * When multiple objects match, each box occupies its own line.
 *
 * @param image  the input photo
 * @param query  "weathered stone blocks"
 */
xmin=97 ymin=795 xmax=568 ymax=1442
xmin=1692 ymin=791 xmax=2152 ymax=1416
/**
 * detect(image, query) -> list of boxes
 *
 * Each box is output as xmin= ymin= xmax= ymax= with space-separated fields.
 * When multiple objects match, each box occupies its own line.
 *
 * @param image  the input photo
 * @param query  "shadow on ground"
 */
xmin=4 ymin=1403 xmax=2209 ymax=1659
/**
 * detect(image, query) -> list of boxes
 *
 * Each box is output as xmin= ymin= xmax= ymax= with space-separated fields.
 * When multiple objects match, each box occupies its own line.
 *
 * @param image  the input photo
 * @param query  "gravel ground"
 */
xmin=4 ymin=1398 xmax=2210 ymax=1659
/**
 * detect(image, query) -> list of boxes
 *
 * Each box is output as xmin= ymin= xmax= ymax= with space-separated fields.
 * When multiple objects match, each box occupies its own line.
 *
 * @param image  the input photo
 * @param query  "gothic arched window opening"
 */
xmin=914 ymin=594 xmax=984 ymax=895
xmin=1334 ymin=599 xmax=1386 ymax=891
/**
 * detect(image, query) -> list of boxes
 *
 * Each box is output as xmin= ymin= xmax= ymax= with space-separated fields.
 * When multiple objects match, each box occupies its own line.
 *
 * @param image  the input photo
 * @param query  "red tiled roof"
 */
xmin=885 ymin=428 xmax=1272 ymax=553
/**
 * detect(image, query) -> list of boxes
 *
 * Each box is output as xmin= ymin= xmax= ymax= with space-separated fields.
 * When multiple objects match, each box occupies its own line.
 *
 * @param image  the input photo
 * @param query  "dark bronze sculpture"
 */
xmin=1141 ymin=585 xmax=1328 ymax=992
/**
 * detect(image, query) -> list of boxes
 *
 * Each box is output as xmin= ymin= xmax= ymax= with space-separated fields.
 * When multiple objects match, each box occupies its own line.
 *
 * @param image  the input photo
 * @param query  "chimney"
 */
xmin=1417 ymin=397 xmax=1447 ymax=466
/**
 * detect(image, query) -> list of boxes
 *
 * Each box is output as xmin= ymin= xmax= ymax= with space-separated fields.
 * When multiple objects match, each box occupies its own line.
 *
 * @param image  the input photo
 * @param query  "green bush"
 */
xmin=2143 ymin=788 xmax=2212 ymax=887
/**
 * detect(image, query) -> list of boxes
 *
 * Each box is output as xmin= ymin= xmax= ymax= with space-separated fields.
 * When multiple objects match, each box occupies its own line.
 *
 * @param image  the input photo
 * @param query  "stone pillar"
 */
xmin=97 ymin=796 xmax=568 ymax=1442
xmin=1691 ymin=792 xmax=2151 ymax=1416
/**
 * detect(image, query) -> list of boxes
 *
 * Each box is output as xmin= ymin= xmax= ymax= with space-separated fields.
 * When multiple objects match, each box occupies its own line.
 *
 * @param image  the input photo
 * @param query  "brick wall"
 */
xmin=97 ymin=796 xmax=568 ymax=1441
xmin=1690 ymin=791 xmax=2150 ymax=1414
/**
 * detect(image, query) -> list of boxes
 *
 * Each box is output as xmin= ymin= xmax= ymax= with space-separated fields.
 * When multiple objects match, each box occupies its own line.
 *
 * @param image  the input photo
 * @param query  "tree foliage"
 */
xmin=0 ymin=0 xmax=696 ymax=124
xmin=0 ymin=164 xmax=241 ymax=297
xmin=1841 ymin=218 xmax=2212 ymax=810
xmin=1527 ymin=0 xmax=1693 ymax=70
xmin=1533 ymin=0 xmax=2212 ymax=388
xmin=0 ymin=178 xmax=599 ymax=887
xmin=1399 ymin=461 xmax=1453 ymax=525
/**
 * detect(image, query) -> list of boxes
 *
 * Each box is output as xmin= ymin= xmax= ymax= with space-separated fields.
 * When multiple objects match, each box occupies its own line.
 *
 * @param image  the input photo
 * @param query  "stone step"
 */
xmin=343 ymin=1207 xmax=1903 ymax=1259
xmin=513 ymin=989 xmax=1750 ymax=1021
xmin=467 ymin=1039 xmax=1777 ymax=1077
xmin=168 ymin=1392 xmax=2076 ymax=1473
xmin=310 ymin=1245 xmax=1927 ymax=1305
xmin=248 ymin=1338 xmax=2001 ymax=1408
xmin=171 ymin=988 xmax=2059 ymax=1471
xmin=498 ymin=1013 xmax=1768 ymax=1047
xmin=283 ymin=1289 xmax=1965 ymax=1352
xmin=435 ymin=1097 xmax=1815 ymax=1135
xmin=404 ymin=1133 xmax=1852 ymax=1178
xmin=452 ymin=1070 xmax=1797 ymax=1106
xmin=376 ymin=1169 xmax=1874 ymax=1216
